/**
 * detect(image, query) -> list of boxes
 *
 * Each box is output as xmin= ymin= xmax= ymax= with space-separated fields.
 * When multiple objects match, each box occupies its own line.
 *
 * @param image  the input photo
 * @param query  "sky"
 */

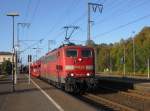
xmin=0 ymin=0 xmax=150 ymax=64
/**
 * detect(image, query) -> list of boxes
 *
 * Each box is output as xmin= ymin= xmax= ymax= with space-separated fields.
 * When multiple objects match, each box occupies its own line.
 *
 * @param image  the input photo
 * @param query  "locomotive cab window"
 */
xmin=82 ymin=49 xmax=92 ymax=57
xmin=66 ymin=49 xmax=77 ymax=57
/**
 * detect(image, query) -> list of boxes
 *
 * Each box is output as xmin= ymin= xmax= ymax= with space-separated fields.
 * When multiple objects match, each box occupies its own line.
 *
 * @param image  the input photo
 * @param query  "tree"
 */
xmin=1 ymin=60 xmax=12 ymax=75
xmin=86 ymin=40 xmax=96 ymax=46
xmin=93 ymin=26 xmax=150 ymax=74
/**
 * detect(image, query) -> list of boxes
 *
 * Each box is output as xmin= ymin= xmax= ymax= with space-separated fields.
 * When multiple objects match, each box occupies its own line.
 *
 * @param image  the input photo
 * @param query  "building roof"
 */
xmin=0 ymin=51 xmax=12 ymax=55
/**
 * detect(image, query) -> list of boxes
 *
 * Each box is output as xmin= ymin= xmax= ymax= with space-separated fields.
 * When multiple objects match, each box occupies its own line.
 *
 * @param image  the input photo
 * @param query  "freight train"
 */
xmin=30 ymin=43 xmax=97 ymax=93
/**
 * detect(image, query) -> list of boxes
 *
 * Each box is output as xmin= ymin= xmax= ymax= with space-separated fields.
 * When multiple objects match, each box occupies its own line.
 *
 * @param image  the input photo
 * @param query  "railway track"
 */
xmin=127 ymin=89 xmax=150 ymax=97
xmin=98 ymin=85 xmax=150 ymax=101
xmin=79 ymin=84 xmax=150 ymax=111
xmin=83 ymin=93 xmax=137 ymax=111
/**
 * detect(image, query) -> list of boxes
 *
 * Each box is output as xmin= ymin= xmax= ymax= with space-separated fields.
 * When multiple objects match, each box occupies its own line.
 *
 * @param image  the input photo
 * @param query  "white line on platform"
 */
xmin=31 ymin=79 xmax=64 ymax=111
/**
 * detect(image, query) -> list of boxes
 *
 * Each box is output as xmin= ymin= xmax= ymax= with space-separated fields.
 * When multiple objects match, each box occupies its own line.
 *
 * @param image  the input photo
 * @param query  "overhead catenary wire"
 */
xmin=61 ymin=0 xmax=105 ymax=41
xmin=21 ymin=38 xmax=44 ymax=53
xmin=24 ymin=0 xmax=41 ymax=23
xmin=24 ymin=0 xmax=102 ymax=47
xmin=20 ymin=0 xmax=40 ymax=53
xmin=23 ymin=0 xmax=41 ymax=24
xmin=35 ymin=0 xmax=82 ymax=51
xmin=30 ymin=0 xmax=41 ymax=24
xmin=24 ymin=0 xmax=31 ymax=21
xmin=93 ymin=0 xmax=132 ymax=26
xmin=94 ymin=13 xmax=150 ymax=39
xmin=79 ymin=0 xmax=127 ymax=26
xmin=65 ymin=0 xmax=80 ymax=23
xmin=71 ymin=0 xmax=121 ymax=37
xmin=21 ymin=0 xmax=150 ymax=53
xmin=94 ymin=0 xmax=149 ymax=26
xmin=43 ymin=0 xmax=81 ymax=40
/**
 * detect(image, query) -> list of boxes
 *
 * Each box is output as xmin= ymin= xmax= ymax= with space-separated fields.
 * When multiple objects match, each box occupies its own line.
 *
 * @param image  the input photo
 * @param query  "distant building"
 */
xmin=0 ymin=51 xmax=15 ymax=64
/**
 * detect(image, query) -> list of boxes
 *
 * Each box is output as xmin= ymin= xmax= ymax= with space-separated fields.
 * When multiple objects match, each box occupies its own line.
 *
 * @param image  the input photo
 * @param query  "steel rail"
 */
xmin=84 ymin=93 xmax=137 ymax=111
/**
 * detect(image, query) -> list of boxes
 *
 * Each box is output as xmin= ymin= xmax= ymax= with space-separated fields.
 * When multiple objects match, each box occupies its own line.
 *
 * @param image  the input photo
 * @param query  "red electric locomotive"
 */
xmin=30 ymin=60 xmax=41 ymax=77
xmin=31 ymin=43 xmax=97 ymax=93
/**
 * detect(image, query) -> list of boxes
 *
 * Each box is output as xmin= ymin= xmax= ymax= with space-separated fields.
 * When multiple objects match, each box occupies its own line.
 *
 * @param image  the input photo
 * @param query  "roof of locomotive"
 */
xmin=36 ymin=43 xmax=94 ymax=62
xmin=46 ymin=43 xmax=93 ymax=55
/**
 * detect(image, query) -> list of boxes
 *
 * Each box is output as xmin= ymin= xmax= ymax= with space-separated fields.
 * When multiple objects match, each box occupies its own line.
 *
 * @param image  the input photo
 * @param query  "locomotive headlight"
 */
xmin=86 ymin=73 xmax=90 ymax=76
xmin=70 ymin=73 xmax=74 ymax=77
xmin=78 ymin=58 xmax=82 ymax=62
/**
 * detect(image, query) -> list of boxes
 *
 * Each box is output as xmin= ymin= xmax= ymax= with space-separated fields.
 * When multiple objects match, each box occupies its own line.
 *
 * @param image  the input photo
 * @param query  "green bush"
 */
xmin=1 ymin=60 xmax=12 ymax=75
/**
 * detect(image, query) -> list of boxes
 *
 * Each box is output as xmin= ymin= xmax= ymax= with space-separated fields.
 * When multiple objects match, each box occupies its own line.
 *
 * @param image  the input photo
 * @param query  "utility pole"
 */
xmin=87 ymin=2 xmax=103 ymax=41
xmin=17 ymin=23 xmax=30 ymax=48
xmin=7 ymin=12 xmax=19 ymax=92
xmin=132 ymin=31 xmax=135 ymax=76
xmin=109 ymin=51 xmax=112 ymax=73
xmin=48 ymin=40 xmax=55 ymax=51
xmin=87 ymin=3 xmax=91 ymax=41
xmin=123 ymin=46 xmax=126 ymax=77
xmin=15 ymin=23 xmax=30 ymax=84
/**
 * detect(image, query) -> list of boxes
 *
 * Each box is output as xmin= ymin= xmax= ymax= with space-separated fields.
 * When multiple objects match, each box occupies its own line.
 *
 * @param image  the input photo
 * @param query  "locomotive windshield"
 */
xmin=66 ymin=49 xmax=77 ymax=57
xmin=81 ymin=49 xmax=92 ymax=57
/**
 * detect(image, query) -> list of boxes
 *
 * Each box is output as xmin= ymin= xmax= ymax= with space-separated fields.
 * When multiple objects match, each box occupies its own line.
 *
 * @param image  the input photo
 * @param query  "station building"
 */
xmin=0 ymin=51 xmax=15 ymax=64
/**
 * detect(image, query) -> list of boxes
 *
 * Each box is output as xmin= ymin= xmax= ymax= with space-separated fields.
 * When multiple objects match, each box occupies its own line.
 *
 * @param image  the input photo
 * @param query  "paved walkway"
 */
xmin=0 ymin=75 xmax=59 ymax=111
xmin=97 ymin=73 xmax=150 ymax=92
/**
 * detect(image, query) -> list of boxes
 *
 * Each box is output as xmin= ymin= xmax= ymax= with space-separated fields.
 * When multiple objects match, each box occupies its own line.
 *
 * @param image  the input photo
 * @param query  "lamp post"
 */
xmin=7 ymin=12 xmax=19 ymax=92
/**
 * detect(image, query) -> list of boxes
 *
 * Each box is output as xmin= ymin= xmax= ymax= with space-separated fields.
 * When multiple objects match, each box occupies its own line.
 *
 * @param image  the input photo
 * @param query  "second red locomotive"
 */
xmin=31 ymin=43 xmax=97 ymax=93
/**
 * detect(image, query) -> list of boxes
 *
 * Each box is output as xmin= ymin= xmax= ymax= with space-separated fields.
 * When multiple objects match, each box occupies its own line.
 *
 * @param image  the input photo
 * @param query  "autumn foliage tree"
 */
xmin=94 ymin=27 xmax=150 ymax=75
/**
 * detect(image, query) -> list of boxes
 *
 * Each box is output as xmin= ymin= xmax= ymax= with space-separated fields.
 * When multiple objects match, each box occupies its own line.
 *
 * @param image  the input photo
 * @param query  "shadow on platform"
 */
xmin=0 ymin=86 xmax=55 ymax=96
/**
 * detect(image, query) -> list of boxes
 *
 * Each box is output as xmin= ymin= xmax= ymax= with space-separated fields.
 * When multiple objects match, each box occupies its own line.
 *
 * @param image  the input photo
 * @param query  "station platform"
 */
xmin=0 ymin=75 xmax=59 ymax=111
xmin=0 ymin=74 xmax=97 ymax=111
xmin=97 ymin=73 xmax=150 ymax=92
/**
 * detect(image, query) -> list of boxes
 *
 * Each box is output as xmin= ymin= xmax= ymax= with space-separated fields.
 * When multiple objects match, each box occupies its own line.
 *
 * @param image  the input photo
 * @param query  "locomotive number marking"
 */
xmin=74 ymin=66 xmax=86 ymax=70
